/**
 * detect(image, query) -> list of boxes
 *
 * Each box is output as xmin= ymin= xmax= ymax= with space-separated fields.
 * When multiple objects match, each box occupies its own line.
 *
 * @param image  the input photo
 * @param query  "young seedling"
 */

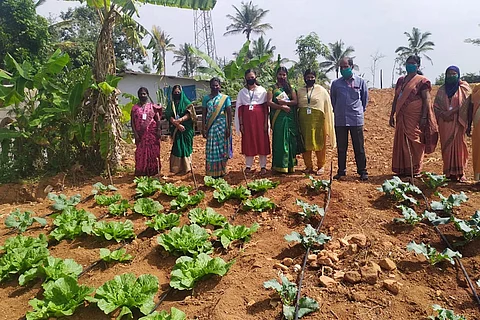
xmin=188 ymin=208 xmax=226 ymax=227
xmin=406 ymin=241 xmax=461 ymax=265
xmin=214 ymin=223 xmax=259 ymax=249
xmin=108 ymin=200 xmax=131 ymax=216
xmin=377 ymin=176 xmax=422 ymax=205
xmin=157 ymin=224 xmax=213 ymax=256
xmin=5 ymin=209 xmax=47 ymax=233
xmin=307 ymin=175 xmax=330 ymax=192
xmin=428 ymin=304 xmax=466 ymax=320
xmin=91 ymin=220 xmax=136 ymax=242
xmin=134 ymin=176 xmax=162 ymax=197
xmin=242 ymin=196 xmax=275 ymax=212
xmin=213 ymin=185 xmax=251 ymax=203
xmin=422 ymin=211 xmax=451 ymax=226
xmin=264 ymin=274 xmax=319 ymax=320
xmin=19 ymin=256 xmax=83 ymax=286
xmin=204 ymin=176 xmax=229 ymax=189
xmin=159 ymin=183 xmax=193 ymax=197
xmin=285 ymin=224 xmax=330 ymax=249
xmin=146 ymin=213 xmax=181 ymax=232
xmin=393 ymin=205 xmax=421 ymax=225
xmin=100 ymin=248 xmax=133 ymax=263
xmin=170 ymin=191 xmax=205 ymax=211
xmin=47 ymin=193 xmax=81 ymax=211
xmin=421 ymin=172 xmax=449 ymax=190
xmin=247 ymin=179 xmax=279 ymax=192
xmin=49 ymin=207 xmax=97 ymax=241
xmin=134 ymin=198 xmax=164 ymax=217
xmin=138 ymin=307 xmax=186 ymax=320
xmin=296 ymin=199 xmax=325 ymax=219
xmin=430 ymin=192 xmax=468 ymax=215
xmin=91 ymin=182 xmax=118 ymax=195
xmin=94 ymin=193 xmax=122 ymax=206
xmin=451 ymin=211 xmax=480 ymax=242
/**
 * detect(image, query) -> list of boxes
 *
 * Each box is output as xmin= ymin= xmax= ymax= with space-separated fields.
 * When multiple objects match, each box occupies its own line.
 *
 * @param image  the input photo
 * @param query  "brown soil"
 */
xmin=1 ymin=88 xmax=480 ymax=320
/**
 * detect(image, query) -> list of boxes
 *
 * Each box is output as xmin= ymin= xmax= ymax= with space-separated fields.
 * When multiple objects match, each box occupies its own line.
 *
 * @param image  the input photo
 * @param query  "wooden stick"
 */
xmin=190 ymin=161 xmax=198 ymax=190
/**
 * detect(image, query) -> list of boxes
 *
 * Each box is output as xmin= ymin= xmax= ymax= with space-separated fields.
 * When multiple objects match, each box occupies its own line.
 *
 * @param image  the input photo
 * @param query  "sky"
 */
xmin=37 ymin=0 xmax=480 ymax=88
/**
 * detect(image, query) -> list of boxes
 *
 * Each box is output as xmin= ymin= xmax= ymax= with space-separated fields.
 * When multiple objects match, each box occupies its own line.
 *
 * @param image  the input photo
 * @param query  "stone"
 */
xmin=247 ymin=300 xmax=255 ymax=307
xmin=307 ymin=254 xmax=317 ymax=262
xmin=339 ymin=238 xmax=349 ymax=247
xmin=327 ymin=251 xmax=340 ymax=262
xmin=273 ymin=263 xmax=289 ymax=272
xmin=379 ymin=258 xmax=397 ymax=271
xmin=325 ymin=239 xmax=341 ymax=251
xmin=285 ymin=273 xmax=295 ymax=282
xmin=293 ymin=264 xmax=302 ymax=273
xmin=282 ymin=258 xmax=294 ymax=266
xmin=341 ymin=244 xmax=358 ymax=257
xmin=309 ymin=261 xmax=319 ymax=268
xmin=319 ymin=275 xmax=337 ymax=288
xmin=346 ymin=234 xmax=367 ymax=247
xmin=323 ymin=266 xmax=334 ymax=276
xmin=383 ymin=279 xmax=402 ymax=295
xmin=317 ymin=257 xmax=334 ymax=267
xmin=344 ymin=271 xmax=361 ymax=284
xmin=360 ymin=266 xmax=378 ymax=285
xmin=333 ymin=271 xmax=345 ymax=281
xmin=367 ymin=261 xmax=382 ymax=275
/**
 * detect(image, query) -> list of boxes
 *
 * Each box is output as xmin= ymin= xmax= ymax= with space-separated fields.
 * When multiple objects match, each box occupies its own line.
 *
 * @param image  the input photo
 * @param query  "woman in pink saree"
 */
xmin=389 ymin=55 xmax=438 ymax=177
xmin=434 ymin=66 xmax=471 ymax=181
xmin=131 ymin=87 xmax=162 ymax=176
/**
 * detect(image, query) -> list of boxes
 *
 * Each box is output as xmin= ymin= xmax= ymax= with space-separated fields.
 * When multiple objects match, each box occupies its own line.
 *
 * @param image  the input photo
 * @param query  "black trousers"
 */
xmin=335 ymin=126 xmax=367 ymax=175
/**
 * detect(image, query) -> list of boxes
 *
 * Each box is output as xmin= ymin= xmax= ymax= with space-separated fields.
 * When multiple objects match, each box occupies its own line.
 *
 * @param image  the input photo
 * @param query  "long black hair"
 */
xmin=406 ymin=55 xmax=423 ymax=75
xmin=137 ymin=86 xmax=149 ymax=96
xmin=276 ymin=66 xmax=292 ymax=96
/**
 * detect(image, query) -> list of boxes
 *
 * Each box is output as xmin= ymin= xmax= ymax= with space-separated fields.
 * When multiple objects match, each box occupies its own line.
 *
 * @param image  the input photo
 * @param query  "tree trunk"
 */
xmin=92 ymin=7 xmax=122 ymax=172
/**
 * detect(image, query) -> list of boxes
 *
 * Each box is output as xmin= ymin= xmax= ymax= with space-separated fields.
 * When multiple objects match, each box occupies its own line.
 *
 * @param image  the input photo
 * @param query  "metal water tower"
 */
xmin=193 ymin=10 xmax=217 ymax=60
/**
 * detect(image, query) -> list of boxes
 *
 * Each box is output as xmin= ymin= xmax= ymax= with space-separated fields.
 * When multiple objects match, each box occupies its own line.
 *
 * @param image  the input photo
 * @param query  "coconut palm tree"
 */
xmin=251 ymin=35 xmax=275 ymax=58
xmin=395 ymin=27 xmax=435 ymax=64
xmin=148 ymin=26 xmax=175 ymax=75
xmin=173 ymin=43 xmax=201 ymax=77
xmin=320 ymin=40 xmax=356 ymax=78
xmin=224 ymin=1 xmax=272 ymax=41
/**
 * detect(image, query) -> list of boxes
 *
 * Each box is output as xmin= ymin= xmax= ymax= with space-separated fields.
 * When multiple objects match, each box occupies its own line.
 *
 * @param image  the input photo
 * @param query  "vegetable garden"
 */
xmin=1 ymin=88 xmax=480 ymax=319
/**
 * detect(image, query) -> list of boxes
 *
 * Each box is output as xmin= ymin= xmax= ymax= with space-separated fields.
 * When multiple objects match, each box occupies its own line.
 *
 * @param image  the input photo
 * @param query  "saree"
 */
xmin=165 ymin=90 xmax=197 ymax=174
xmin=434 ymin=81 xmax=471 ymax=179
xmin=235 ymin=86 xmax=270 ymax=156
xmin=202 ymin=93 xmax=231 ymax=177
xmin=472 ymin=84 xmax=480 ymax=180
xmin=131 ymin=102 xmax=161 ymax=176
xmin=269 ymin=85 xmax=299 ymax=173
xmin=392 ymin=75 xmax=438 ymax=176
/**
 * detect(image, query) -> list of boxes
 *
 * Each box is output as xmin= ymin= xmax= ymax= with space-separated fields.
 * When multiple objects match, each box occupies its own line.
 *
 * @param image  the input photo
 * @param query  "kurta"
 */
xmin=471 ymin=85 xmax=480 ymax=180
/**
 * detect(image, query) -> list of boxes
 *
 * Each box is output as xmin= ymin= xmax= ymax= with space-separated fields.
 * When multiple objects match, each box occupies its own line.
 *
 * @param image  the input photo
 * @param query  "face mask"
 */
xmin=406 ymin=63 xmax=418 ymax=74
xmin=278 ymin=78 xmax=287 ymax=85
xmin=246 ymin=78 xmax=256 ymax=86
xmin=139 ymin=95 xmax=148 ymax=102
xmin=340 ymin=67 xmax=353 ymax=79
xmin=172 ymin=93 xmax=181 ymax=99
xmin=445 ymin=75 xmax=459 ymax=84
xmin=305 ymin=79 xmax=315 ymax=87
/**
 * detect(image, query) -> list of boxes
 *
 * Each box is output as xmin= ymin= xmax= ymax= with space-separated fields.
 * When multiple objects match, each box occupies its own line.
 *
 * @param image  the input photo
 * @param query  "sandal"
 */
xmin=244 ymin=167 xmax=252 ymax=175
xmin=260 ymin=167 xmax=267 ymax=176
xmin=316 ymin=168 xmax=324 ymax=175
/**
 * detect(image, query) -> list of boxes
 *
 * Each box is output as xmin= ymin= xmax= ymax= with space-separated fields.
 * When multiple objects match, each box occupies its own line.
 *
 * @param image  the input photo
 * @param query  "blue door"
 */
xmin=182 ymin=85 xmax=197 ymax=101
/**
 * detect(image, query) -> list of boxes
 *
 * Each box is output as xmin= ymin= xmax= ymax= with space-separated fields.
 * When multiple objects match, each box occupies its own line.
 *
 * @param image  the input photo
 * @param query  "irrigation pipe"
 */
xmin=293 ymin=161 xmax=333 ymax=320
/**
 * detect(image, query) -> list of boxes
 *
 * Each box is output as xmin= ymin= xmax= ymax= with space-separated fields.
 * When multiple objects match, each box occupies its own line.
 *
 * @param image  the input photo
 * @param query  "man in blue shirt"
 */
xmin=330 ymin=57 xmax=368 ymax=181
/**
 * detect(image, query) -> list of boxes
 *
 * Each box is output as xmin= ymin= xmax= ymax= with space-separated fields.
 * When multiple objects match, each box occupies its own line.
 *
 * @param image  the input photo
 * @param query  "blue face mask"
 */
xmin=340 ymin=67 xmax=353 ymax=79
xmin=406 ymin=63 xmax=418 ymax=74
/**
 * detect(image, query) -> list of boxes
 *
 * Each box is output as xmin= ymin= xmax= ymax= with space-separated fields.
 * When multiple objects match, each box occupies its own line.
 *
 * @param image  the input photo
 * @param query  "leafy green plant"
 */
xmin=242 ymin=196 xmax=275 ymax=212
xmin=47 ymin=193 xmax=81 ymax=211
xmin=188 ymin=207 xmax=226 ymax=227
xmin=5 ymin=209 xmax=47 ymax=233
xmin=394 ymin=205 xmax=421 ymax=225
xmin=100 ymin=248 xmax=133 ymax=263
xmin=87 ymin=273 xmax=158 ymax=320
xmin=92 ymin=182 xmax=118 ymax=195
xmin=451 ymin=211 xmax=480 ymax=241
xmin=170 ymin=253 xmax=233 ymax=290
xmin=26 ymin=276 xmax=94 ymax=320
xmin=421 ymin=172 xmax=449 ymax=190
xmin=213 ymin=185 xmax=251 ymax=203
xmin=422 ymin=211 xmax=451 ymax=226
xmin=204 ymin=176 xmax=229 ymax=189
xmin=428 ymin=304 xmax=466 ymax=320
xmin=19 ymin=256 xmax=83 ymax=286
xmin=134 ymin=198 xmax=164 ymax=216
xmin=430 ymin=192 xmax=468 ymax=214
xmin=157 ymin=224 xmax=213 ymax=256
xmin=0 ymin=234 xmax=49 ymax=283
xmin=49 ymin=207 xmax=97 ymax=241
xmin=406 ymin=241 xmax=461 ymax=265
xmin=247 ymin=179 xmax=279 ymax=192
xmin=377 ymin=176 xmax=422 ymax=205
xmin=285 ymin=224 xmax=330 ymax=249
xmin=170 ymin=191 xmax=205 ymax=211
xmin=307 ymin=175 xmax=330 ymax=192
xmin=296 ymin=199 xmax=325 ymax=219
xmin=146 ymin=213 xmax=181 ymax=232
xmin=94 ymin=193 xmax=122 ymax=206
xmin=108 ymin=200 xmax=131 ymax=216
xmin=264 ymin=274 xmax=319 ymax=320
xmin=92 ymin=220 xmax=136 ymax=242
xmin=138 ymin=307 xmax=186 ymax=320
xmin=160 ymin=183 xmax=193 ymax=197
xmin=134 ymin=176 xmax=162 ymax=197
xmin=214 ymin=223 xmax=259 ymax=249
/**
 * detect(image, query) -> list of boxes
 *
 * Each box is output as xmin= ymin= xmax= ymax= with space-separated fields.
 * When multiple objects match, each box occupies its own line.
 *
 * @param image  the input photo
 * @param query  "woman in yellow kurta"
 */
xmin=468 ymin=84 xmax=480 ymax=181
xmin=297 ymin=69 xmax=336 ymax=175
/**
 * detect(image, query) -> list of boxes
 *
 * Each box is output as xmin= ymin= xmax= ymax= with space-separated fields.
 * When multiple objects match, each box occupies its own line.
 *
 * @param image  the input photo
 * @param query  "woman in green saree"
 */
xmin=165 ymin=85 xmax=196 ymax=174
xmin=267 ymin=67 xmax=301 ymax=173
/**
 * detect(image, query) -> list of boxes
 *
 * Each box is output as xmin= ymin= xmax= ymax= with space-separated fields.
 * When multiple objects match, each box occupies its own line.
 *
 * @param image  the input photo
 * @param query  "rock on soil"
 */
xmin=379 ymin=258 xmax=397 ymax=271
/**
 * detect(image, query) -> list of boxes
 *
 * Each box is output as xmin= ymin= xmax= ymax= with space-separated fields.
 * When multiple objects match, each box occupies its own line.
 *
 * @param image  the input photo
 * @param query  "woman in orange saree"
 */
xmin=389 ymin=55 xmax=438 ymax=177
xmin=468 ymin=84 xmax=480 ymax=181
xmin=434 ymin=66 xmax=471 ymax=181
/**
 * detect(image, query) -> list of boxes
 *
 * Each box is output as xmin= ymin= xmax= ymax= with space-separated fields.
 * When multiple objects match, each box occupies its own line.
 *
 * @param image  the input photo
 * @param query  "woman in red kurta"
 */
xmin=235 ymin=69 xmax=270 ymax=175
xmin=131 ymin=87 xmax=162 ymax=176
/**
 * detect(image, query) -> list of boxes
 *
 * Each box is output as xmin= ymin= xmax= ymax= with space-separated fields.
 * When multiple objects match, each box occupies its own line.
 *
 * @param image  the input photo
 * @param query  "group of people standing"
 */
xmin=390 ymin=55 xmax=480 ymax=182
xmin=131 ymin=55 xmax=480 ymax=183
